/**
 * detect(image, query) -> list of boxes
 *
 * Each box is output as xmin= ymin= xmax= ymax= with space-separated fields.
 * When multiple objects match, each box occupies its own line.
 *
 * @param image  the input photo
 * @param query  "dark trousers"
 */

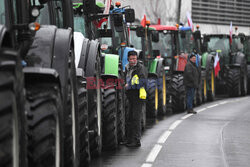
xmin=186 ymin=87 xmax=195 ymax=110
xmin=127 ymin=98 xmax=142 ymax=143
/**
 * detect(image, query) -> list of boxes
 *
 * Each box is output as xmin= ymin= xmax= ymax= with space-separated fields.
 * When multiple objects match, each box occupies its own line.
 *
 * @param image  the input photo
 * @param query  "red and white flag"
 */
xmin=214 ymin=52 xmax=220 ymax=77
xmin=103 ymin=0 xmax=112 ymax=14
xmin=229 ymin=21 xmax=233 ymax=44
xmin=186 ymin=11 xmax=194 ymax=32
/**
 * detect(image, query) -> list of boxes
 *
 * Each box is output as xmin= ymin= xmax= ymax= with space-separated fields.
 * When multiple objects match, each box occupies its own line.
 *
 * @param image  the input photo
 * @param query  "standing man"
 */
xmin=125 ymin=50 xmax=147 ymax=147
xmin=184 ymin=53 xmax=199 ymax=114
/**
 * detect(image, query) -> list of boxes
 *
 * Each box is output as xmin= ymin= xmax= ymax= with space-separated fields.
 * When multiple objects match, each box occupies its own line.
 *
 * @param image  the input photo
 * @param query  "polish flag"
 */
xmin=186 ymin=11 xmax=194 ymax=32
xmin=141 ymin=14 xmax=146 ymax=27
xmin=104 ymin=0 xmax=112 ymax=14
xmin=229 ymin=21 xmax=233 ymax=44
xmin=214 ymin=52 xmax=220 ymax=77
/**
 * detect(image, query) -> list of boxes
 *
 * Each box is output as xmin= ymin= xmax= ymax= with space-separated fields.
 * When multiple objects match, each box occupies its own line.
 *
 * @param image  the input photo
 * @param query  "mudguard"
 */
xmin=104 ymin=54 xmax=119 ymax=77
xmin=23 ymin=67 xmax=60 ymax=85
xmin=149 ymin=59 xmax=158 ymax=74
xmin=75 ymin=33 xmax=90 ymax=70
xmin=0 ymin=24 xmax=12 ymax=48
xmin=205 ymin=53 xmax=214 ymax=72
xmin=85 ymin=40 xmax=100 ymax=77
xmin=0 ymin=24 xmax=7 ymax=47
xmin=52 ymin=28 xmax=73 ymax=92
xmin=26 ymin=25 xmax=57 ymax=68
xmin=234 ymin=52 xmax=246 ymax=65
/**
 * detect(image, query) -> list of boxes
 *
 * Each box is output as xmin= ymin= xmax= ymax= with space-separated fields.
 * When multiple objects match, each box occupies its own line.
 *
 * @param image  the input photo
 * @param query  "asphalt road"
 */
xmin=90 ymin=96 xmax=250 ymax=167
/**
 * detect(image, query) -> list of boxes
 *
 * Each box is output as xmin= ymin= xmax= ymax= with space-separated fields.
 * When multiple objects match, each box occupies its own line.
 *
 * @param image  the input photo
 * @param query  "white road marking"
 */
xmin=141 ymin=163 xmax=152 ymax=167
xmin=207 ymin=104 xmax=219 ymax=108
xmin=169 ymin=120 xmax=183 ymax=130
xmin=181 ymin=114 xmax=193 ymax=120
xmin=197 ymin=108 xmax=207 ymax=113
xmin=219 ymin=101 xmax=228 ymax=105
xmin=146 ymin=144 xmax=162 ymax=163
xmin=157 ymin=131 xmax=172 ymax=144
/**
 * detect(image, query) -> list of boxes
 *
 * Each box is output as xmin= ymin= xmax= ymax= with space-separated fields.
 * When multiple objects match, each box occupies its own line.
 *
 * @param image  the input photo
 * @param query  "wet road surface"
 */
xmin=90 ymin=96 xmax=250 ymax=167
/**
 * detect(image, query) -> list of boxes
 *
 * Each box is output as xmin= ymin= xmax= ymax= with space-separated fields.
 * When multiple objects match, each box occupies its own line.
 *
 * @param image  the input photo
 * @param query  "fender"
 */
xmin=205 ymin=53 xmax=215 ymax=72
xmin=0 ymin=24 xmax=12 ymax=48
xmin=234 ymin=52 xmax=246 ymax=65
xmin=52 ymin=28 xmax=73 ymax=94
xmin=104 ymin=54 xmax=119 ymax=77
xmin=23 ymin=67 xmax=60 ymax=86
xmin=75 ymin=33 xmax=90 ymax=70
xmin=26 ymin=25 xmax=57 ymax=68
xmin=149 ymin=58 xmax=158 ymax=74
xmin=85 ymin=40 xmax=100 ymax=77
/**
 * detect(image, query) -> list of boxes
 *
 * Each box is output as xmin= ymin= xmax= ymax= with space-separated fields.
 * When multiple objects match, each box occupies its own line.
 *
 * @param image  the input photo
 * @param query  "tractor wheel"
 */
xmin=117 ymin=68 xmax=125 ymax=144
xmin=26 ymin=82 xmax=63 ymax=167
xmin=76 ymin=76 xmax=90 ymax=166
xmin=170 ymin=74 xmax=186 ymax=112
xmin=0 ymin=50 xmax=27 ymax=167
xmin=227 ymin=68 xmax=241 ymax=97
xmin=202 ymin=79 xmax=207 ymax=102
xmin=141 ymin=102 xmax=146 ymax=131
xmin=158 ymin=72 xmax=167 ymax=116
xmin=240 ymin=60 xmax=248 ymax=96
xmin=146 ymin=78 xmax=158 ymax=118
xmin=64 ymin=52 xmax=80 ymax=167
xmin=248 ymin=65 xmax=250 ymax=94
xmin=117 ymin=88 xmax=125 ymax=144
xmin=102 ymin=87 xmax=118 ymax=151
xmin=207 ymin=61 xmax=215 ymax=101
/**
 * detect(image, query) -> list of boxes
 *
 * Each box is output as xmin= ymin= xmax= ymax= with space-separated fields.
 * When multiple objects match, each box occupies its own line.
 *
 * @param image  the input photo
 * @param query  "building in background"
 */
xmin=98 ymin=0 xmax=250 ymax=35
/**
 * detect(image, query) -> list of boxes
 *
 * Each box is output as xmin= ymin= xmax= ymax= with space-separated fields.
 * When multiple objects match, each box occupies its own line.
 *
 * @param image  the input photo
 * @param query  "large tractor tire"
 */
xmin=146 ymin=78 xmax=158 ymax=118
xmin=0 ymin=50 xmax=27 ymax=167
xmin=158 ymin=72 xmax=167 ymax=116
xmin=117 ymin=68 xmax=125 ymax=144
xmin=227 ymin=68 xmax=241 ymax=97
xmin=169 ymin=74 xmax=186 ymax=112
xmin=240 ymin=60 xmax=248 ymax=96
xmin=248 ymin=65 xmax=250 ymax=94
xmin=76 ymin=75 xmax=90 ymax=166
xmin=207 ymin=61 xmax=215 ymax=101
xmin=102 ymin=87 xmax=118 ymax=150
xmin=26 ymin=82 xmax=63 ymax=167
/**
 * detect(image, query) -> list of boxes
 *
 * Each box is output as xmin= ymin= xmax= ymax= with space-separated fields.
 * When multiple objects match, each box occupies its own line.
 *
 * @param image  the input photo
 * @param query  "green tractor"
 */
xmin=1 ymin=0 xmax=82 ymax=166
xmin=73 ymin=0 xmax=136 ymax=151
xmin=130 ymin=24 xmax=167 ymax=117
xmin=202 ymin=33 xmax=248 ymax=97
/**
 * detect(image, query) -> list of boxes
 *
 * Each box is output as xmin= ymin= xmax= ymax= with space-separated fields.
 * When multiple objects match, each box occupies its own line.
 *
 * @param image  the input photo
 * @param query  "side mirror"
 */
xmin=83 ymin=0 xmax=96 ymax=14
xmin=125 ymin=9 xmax=135 ymax=23
xmin=136 ymin=26 xmax=144 ymax=37
xmin=113 ymin=14 xmax=123 ymax=27
xmin=153 ymin=50 xmax=160 ymax=58
xmin=152 ymin=31 xmax=159 ymax=42
xmin=97 ymin=29 xmax=112 ymax=38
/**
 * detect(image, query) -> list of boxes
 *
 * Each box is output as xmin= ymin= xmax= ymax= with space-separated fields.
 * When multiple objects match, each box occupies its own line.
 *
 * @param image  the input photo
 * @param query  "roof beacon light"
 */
xmin=115 ymin=1 xmax=121 ymax=8
xmin=176 ymin=24 xmax=179 ymax=29
xmin=146 ymin=20 xmax=151 ymax=26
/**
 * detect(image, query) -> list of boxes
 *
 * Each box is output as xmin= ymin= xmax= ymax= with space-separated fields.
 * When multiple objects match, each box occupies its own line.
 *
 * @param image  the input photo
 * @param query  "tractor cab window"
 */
xmin=31 ymin=0 xmax=50 ymax=25
xmin=178 ymin=30 xmax=194 ymax=54
xmin=99 ymin=37 xmax=112 ymax=54
xmin=207 ymin=37 xmax=230 ymax=56
xmin=130 ymin=30 xmax=142 ymax=50
xmin=52 ymin=1 xmax=63 ymax=28
xmin=152 ymin=32 xmax=172 ymax=58
xmin=74 ymin=15 xmax=86 ymax=36
xmin=0 ymin=0 xmax=6 ymax=24
xmin=232 ymin=37 xmax=244 ymax=53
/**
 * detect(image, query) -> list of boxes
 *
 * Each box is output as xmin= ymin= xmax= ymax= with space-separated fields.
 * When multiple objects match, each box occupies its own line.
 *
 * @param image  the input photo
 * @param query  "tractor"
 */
xmin=130 ymin=24 xmax=168 ymax=117
xmin=202 ymin=33 xmax=248 ymax=97
xmin=241 ymin=35 xmax=250 ymax=94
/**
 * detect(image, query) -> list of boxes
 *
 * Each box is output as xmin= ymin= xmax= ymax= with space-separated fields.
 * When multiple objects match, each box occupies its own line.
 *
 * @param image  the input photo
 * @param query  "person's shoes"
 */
xmin=119 ymin=140 xmax=129 ymax=145
xmin=126 ymin=141 xmax=141 ymax=148
xmin=187 ymin=109 xmax=197 ymax=114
